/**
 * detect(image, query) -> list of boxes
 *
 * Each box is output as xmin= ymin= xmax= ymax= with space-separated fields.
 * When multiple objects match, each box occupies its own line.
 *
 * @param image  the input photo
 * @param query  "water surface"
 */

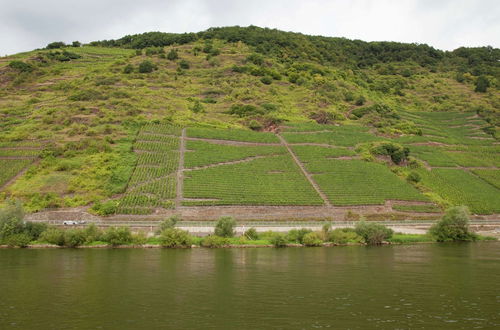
xmin=1 ymin=243 xmax=499 ymax=329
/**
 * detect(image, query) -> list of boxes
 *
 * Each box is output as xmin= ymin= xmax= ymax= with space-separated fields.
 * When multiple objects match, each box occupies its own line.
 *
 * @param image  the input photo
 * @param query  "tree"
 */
xmin=159 ymin=228 xmax=192 ymax=247
xmin=474 ymin=75 xmax=489 ymax=93
xmin=354 ymin=221 xmax=393 ymax=245
xmin=429 ymin=206 xmax=477 ymax=242
xmin=71 ymin=41 xmax=81 ymax=47
xmin=214 ymin=216 xmax=236 ymax=237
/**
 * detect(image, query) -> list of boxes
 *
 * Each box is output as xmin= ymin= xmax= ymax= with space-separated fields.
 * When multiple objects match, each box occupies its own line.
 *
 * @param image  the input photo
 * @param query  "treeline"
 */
xmin=88 ymin=26 xmax=499 ymax=76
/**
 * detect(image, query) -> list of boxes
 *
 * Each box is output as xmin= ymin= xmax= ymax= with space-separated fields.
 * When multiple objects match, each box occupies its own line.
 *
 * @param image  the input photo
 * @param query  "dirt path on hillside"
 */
xmin=184 ymin=155 xmax=270 ymax=171
xmin=277 ymin=134 xmax=332 ymax=207
xmin=176 ymin=128 xmax=186 ymax=208
xmin=185 ymin=137 xmax=282 ymax=146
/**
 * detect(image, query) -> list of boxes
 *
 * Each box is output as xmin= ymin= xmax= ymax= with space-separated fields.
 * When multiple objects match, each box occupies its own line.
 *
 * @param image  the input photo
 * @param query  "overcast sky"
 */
xmin=1 ymin=0 xmax=499 ymax=55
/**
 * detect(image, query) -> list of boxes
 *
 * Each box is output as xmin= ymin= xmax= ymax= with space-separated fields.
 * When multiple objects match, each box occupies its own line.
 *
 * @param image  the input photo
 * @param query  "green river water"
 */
xmin=0 ymin=243 xmax=499 ymax=329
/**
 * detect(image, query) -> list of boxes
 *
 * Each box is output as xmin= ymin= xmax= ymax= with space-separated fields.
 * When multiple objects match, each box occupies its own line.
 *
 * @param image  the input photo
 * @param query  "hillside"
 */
xmin=0 ymin=26 xmax=499 ymax=217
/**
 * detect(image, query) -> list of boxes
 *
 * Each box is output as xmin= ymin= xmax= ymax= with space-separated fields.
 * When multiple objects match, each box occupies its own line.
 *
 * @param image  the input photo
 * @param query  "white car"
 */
xmin=63 ymin=221 xmax=78 ymax=225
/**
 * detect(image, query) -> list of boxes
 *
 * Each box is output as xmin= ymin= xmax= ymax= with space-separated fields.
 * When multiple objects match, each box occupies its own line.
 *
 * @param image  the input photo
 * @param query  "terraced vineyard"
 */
xmin=0 ymin=141 xmax=42 ymax=188
xmin=116 ymin=124 xmax=181 ymax=214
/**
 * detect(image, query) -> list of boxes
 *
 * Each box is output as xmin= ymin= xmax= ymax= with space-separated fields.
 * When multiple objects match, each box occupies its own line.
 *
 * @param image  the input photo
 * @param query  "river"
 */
xmin=1 ymin=243 xmax=499 ymax=329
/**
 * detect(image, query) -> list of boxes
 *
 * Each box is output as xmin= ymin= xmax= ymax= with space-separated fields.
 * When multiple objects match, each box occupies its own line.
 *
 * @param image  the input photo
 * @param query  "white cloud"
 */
xmin=0 ymin=0 xmax=498 ymax=55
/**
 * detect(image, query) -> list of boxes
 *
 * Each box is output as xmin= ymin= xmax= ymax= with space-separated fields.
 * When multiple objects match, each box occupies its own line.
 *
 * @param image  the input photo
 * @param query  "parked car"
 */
xmin=63 ymin=221 xmax=78 ymax=225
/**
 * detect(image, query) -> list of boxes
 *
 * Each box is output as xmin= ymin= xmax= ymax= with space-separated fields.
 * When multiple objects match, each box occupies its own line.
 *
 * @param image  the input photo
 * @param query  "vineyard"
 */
xmin=187 ymin=127 xmax=280 ymax=143
xmin=0 ymin=159 xmax=33 ymax=187
xmin=0 ymin=141 xmax=42 ymax=189
xmin=116 ymin=124 xmax=181 ymax=214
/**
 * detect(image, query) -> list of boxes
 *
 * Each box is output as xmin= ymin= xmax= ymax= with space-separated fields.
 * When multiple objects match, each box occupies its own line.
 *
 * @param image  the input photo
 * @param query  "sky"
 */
xmin=1 ymin=0 xmax=499 ymax=55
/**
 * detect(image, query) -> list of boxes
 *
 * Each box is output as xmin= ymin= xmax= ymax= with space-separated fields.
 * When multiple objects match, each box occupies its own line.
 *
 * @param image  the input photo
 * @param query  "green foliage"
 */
xmin=0 ymin=201 xmax=25 ymax=243
xmin=327 ymin=228 xmax=363 ymax=244
xmin=214 ymin=216 xmax=236 ymax=237
xmin=103 ymin=227 xmax=133 ymax=246
xmin=138 ymin=60 xmax=157 ymax=73
xmin=91 ymin=200 xmax=118 ymax=216
xmin=354 ymin=221 xmax=393 ymax=245
xmin=269 ymin=233 xmax=287 ymax=247
xmin=429 ymin=206 xmax=477 ymax=242
xmin=8 ymin=61 xmax=34 ymax=73
xmin=474 ymin=75 xmax=489 ymax=93
xmin=406 ymin=171 xmax=421 ymax=183
xmin=178 ymin=60 xmax=190 ymax=69
xmin=167 ymin=49 xmax=179 ymax=60
xmin=187 ymin=127 xmax=279 ymax=143
xmin=260 ymin=76 xmax=272 ymax=85
xmin=46 ymin=41 xmax=66 ymax=49
xmin=39 ymin=228 xmax=65 ymax=246
xmin=64 ymin=229 xmax=87 ymax=247
xmin=72 ymin=41 xmax=82 ymax=47
xmin=5 ymin=233 xmax=32 ymax=247
xmin=202 ymin=235 xmax=229 ymax=247
xmin=368 ymin=141 xmax=410 ymax=164
xmin=244 ymin=227 xmax=259 ymax=240
xmin=286 ymin=228 xmax=312 ymax=244
xmin=302 ymin=232 xmax=323 ymax=246
xmin=123 ymin=64 xmax=134 ymax=74
xmin=159 ymin=228 xmax=192 ymax=247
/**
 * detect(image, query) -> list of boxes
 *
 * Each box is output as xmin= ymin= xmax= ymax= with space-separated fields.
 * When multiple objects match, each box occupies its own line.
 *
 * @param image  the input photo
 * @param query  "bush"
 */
xmin=248 ymin=120 xmax=263 ymax=131
xmin=8 ymin=61 xmax=34 ymax=73
xmin=103 ymin=227 xmax=133 ymax=246
xmin=83 ymin=223 xmax=103 ymax=243
xmin=138 ymin=60 xmax=157 ymax=73
xmin=214 ymin=217 xmax=236 ymax=238
xmin=260 ymin=76 xmax=272 ymax=85
xmin=244 ymin=228 xmax=259 ymax=240
xmin=71 ymin=41 xmax=81 ymax=47
xmin=5 ymin=233 xmax=32 ymax=248
xmin=202 ymin=235 xmax=229 ymax=248
xmin=158 ymin=215 xmax=180 ymax=233
xmin=167 ymin=49 xmax=179 ymax=60
xmin=354 ymin=221 xmax=393 ymax=245
xmin=429 ymin=206 xmax=477 ymax=242
xmin=159 ymin=228 xmax=192 ymax=247
xmin=286 ymin=228 xmax=312 ymax=244
xmin=39 ymin=228 xmax=65 ymax=246
xmin=407 ymin=171 xmax=421 ymax=183
xmin=270 ymin=233 xmax=287 ymax=247
xmin=23 ymin=222 xmax=48 ymax=241
xmin=46 ymin=41 xmax=66 ymax=49
xmin=179 ymin=60 xmax=190 ymax=70
xmin=0 ymin=201 xmax=25 ymax=243
xmin=475 ymin=75 xmax=489 ymax=93
xmin=302 ymin=232 xmax=323 ymax=246
xmin=328 ymin=228 xmax=363 ymax=244
xmin=123 ymin=64 xmax=134 ymax=74
xmin=64 ymin=229 xmax=86 ymax=247
xmin=91 ymin=200 xmax=118 ymax=216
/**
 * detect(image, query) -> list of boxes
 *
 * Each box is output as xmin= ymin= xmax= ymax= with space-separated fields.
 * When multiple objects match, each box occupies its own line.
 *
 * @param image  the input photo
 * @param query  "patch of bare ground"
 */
xmin=325 ymin=156 xmax=360 ymax=160
xmin=411 ymin=142 xmax=454 ymax=147
xmin=431 ymin=166 xmax=498 ymax=170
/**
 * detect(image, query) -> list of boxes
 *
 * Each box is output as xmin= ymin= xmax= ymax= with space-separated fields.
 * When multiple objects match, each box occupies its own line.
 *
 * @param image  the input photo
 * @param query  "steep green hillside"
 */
xmin=0 ymin=27 xmax=498 ymax=215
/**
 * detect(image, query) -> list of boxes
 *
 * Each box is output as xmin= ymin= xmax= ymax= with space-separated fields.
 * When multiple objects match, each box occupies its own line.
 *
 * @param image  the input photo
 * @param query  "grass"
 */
xmin=388 ymin=234 xmax=434 ymax=243
xmin=183 ymin=155 xmax=324 ymax=205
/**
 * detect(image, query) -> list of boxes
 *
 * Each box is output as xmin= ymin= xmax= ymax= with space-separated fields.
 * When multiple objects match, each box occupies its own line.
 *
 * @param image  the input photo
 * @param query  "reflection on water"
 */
xmin=0 ymin=243 xmax=499 ymax=329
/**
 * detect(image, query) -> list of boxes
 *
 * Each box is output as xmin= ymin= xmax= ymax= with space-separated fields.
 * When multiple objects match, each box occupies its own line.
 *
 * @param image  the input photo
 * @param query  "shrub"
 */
xmin=8 ymin=61 xmax=34 ymax=73
xmin=5 ymin=233 xmax=32 ymax=248
xmin=158 ymin=215 xmax=180 ymax=233
xmin=286 ymin=228 xmax=312 ymax=244
xmin=214 ymin=217 xmax=236 ymax=238
xmin=71 ymin=41 xmax=81 ymax=47
xmin=429 ymin=206 xmax=477 ymax=242
xmin=190 ymin=100 xmax=204 ymax=113
xmin=167 ymin=49 xmax=179 ymax=60
xmin=91 ymin=200 xmax=118 ymax=216
xmin=407 ymin=171 xmax=421 ymax=183
xmin=244 ymin=228 xmax=259 ymax=240
xmin=39 ymin=228 xmax=65 ymax=246
xmin=355 ymin=95 xmax=366 ymax=106
xmin=23 ymin=222 xmax=48 ymax=241
xmin=179 ymin=60 xmax=190 ymax=69
xmin=270 ymin=233 xmax=287 ymax=247
xmin=260 ymin=76 xmax=272 ymax=85
xmin=83 ymin=223 xmax=103 ymax=243
xmin=64 ymin=229 xmax=86 ymax=247
xmin=354 ymin=221 xmax=393 ymax=245
xmin=302 ymin=232 xmax=323 ymax=246
xmin=248 ymin=120 xmax=263 ymax=131
xmin=328 ymin=228 xmax=363 ymax=244
xmin=103 ymin=227 xmax=133 ymax=246
xmin=138 ymin=60 xmax=157 ymax=73
xmin=0 ymin=201 xmax=25 ymax=243
xmin=202 ymin=235 xmax=229 ymax=248
xmin=159 ymin=228 xmax=192 ymax=247
xmin=123 ymin=64 xmax=134 ymax=74
xmin=46 ymin=41 xmax=66 ymax=49
xmin=226 ymin=104 xmax=263 ymax=117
